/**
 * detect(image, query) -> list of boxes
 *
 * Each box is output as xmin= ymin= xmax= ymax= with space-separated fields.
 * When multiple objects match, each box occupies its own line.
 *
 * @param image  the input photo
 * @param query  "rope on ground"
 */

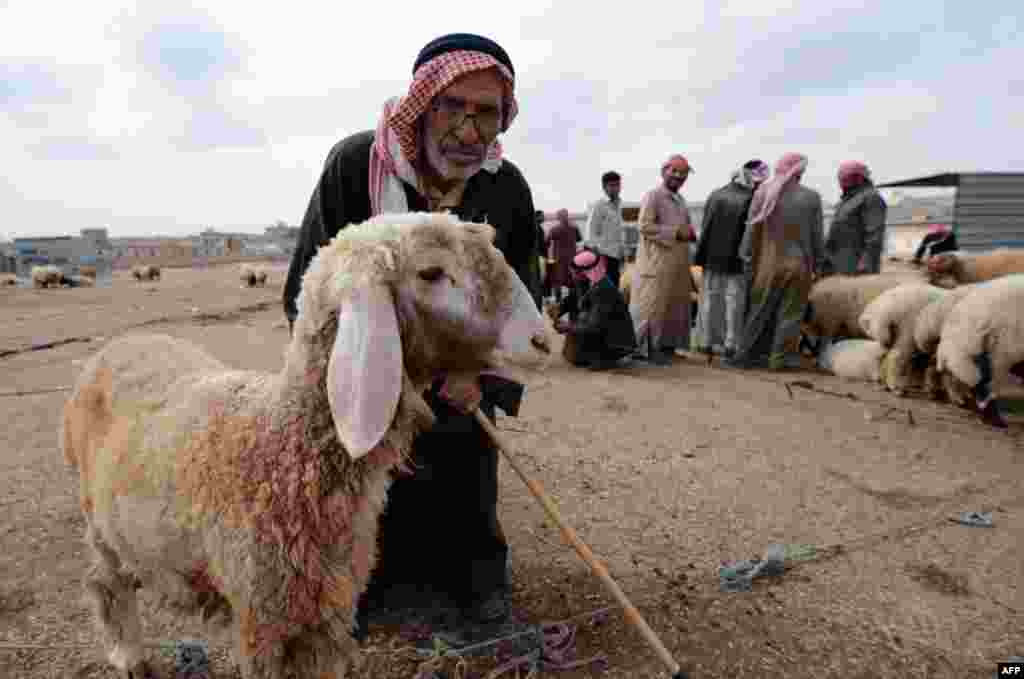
xmin=0 ymin=386 xmax=73 ymax=398
xmin=0 ymin=297 xmax=278 ymax=361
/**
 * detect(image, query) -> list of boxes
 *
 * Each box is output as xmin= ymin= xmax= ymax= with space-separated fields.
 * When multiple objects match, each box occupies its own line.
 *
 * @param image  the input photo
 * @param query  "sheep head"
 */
xmin=292 ymin=211 xmax=551 ymax=460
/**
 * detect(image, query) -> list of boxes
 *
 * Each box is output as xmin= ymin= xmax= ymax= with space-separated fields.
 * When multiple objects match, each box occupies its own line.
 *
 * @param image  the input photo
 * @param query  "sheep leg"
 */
xmin=83 ymin=526 xmax=155 ymax=679
xmin=924 ymin=361 xmax=946 ymax=401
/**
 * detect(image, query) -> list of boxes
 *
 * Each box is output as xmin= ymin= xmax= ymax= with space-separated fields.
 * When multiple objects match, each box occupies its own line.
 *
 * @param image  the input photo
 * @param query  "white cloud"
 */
xmin=1 ymin=0 xmax=1020 ymax=238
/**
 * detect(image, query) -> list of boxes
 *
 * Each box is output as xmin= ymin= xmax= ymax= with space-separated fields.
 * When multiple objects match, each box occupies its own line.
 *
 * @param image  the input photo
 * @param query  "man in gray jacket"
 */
xmin=825 ymin=160 xmax=887 ymax=274
xmin=584 ymin=171 xmax=626 ymax=287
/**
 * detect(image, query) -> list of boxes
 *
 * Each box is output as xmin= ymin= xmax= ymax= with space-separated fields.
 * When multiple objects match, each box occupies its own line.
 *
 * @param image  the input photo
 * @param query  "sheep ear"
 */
xmin=327 ymin=285 xmax=404 ymax=460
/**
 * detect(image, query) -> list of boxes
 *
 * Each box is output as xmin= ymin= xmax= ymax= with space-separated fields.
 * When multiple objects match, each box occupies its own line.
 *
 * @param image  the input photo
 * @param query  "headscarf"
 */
xmin=838 ymin=160 xmax=871 ymax=190
xmin=748 ymin=152 xmax=808 ymax=227
xmin=572 ymin=248 xmax=607 ymax=285
xmin=368 ymin=39 xmax=519 ymax=216
xmin=731 ymin=159 xmax=770 ymax=189
xmin=661 ymin=154 xmax=693 ymax=175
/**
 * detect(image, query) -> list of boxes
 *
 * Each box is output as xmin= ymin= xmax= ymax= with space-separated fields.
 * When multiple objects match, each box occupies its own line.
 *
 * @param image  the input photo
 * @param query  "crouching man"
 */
xmin=553 ymin=248 xmax=637 ymax=371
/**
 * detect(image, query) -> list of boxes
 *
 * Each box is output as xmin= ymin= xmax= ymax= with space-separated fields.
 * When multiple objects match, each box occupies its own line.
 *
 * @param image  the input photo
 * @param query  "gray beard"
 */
xmin=424 ymin=137 xmax=484 ymax=183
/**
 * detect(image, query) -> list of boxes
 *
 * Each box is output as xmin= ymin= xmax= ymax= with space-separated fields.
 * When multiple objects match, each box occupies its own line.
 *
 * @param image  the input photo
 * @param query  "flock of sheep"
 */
xmin=60 ymin=213 xmax=550 ymax=678
xmin=806 ymin=248 xmax=1024 ymax=426
xmin=19 ymin=261 xmax=274 ymax=290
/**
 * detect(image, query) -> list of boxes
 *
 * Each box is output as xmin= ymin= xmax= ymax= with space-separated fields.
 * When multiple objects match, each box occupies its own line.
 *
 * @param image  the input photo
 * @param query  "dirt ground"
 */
xmin=1 ymin=261 xmax=1021 ymax=679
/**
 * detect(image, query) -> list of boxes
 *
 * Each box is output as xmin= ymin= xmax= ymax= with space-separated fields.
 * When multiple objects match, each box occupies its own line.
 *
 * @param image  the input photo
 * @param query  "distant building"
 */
xmin=877 ymin=172 xmax=1023 ymax=252
xmin=12 ymin=228 xmax=113 ymax=285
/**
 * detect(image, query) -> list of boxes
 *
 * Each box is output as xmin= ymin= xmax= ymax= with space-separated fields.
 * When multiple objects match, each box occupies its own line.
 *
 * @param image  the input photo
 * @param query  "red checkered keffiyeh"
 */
xmin=369 ymin=50 xmax=518 ymax=216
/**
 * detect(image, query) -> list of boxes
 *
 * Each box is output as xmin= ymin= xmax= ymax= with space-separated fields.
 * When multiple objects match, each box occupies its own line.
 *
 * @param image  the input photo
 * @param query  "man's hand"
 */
xmin=438 ymin=374 xmax=483 ymax=414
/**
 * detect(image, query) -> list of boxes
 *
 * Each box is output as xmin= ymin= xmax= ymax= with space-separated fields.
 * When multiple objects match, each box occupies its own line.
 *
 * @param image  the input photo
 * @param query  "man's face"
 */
xmin=604 ymin=180 xmax=621 ymax=200
xmin=422 ymin=69 xmax=505 ymax=183
xmin=662 ymin=167 xmax=689 ymax=193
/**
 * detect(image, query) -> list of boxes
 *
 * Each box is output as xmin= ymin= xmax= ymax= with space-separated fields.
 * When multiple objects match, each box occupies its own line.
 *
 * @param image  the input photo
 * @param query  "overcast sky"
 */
xmin=2 ymin=0 xmax=1019 ymax=239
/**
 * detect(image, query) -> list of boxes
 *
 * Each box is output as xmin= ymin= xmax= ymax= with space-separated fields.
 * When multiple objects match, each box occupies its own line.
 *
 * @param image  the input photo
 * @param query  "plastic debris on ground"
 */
xmin=173 ymin=639 xmax=211 ymax=679
xmin=951 ymin=511 xmax=994 ymax=528
xmin=410 ymin=606 xmax=609 ymax=677
xmin=719 ymin=543 xmax=816 ymax=592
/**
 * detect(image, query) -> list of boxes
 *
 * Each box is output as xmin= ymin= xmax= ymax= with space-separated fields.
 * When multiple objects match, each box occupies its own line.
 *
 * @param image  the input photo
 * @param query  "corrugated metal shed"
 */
xmin=877 ymin=172 xmax=1024 ymax=251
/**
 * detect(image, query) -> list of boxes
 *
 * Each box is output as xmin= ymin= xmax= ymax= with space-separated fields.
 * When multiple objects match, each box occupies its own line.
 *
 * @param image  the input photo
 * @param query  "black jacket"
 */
xmin=694 ymin=181 xmax=755 ymax=274
xmin=283 ymin=130 xmax=541 ymax=325
xmin=560 ymin=277 xmax=637 ymax=351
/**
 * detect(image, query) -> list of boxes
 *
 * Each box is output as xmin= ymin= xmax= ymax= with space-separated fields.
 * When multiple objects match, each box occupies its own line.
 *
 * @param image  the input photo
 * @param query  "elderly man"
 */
xmin=693 ymin=159 xmax=770 ymax=358
xmin=544 ymin=208 xmax=582 ymax=303
xmin=283 ymin=33 xmax=540 ymax=633
xmin=825 ymin=160 xmax=888 ymax=275
xmin=584 ymin=170 xmax=626 ymax=287
xmin=726 ymin=153 xmax=826 ymax=370
xmin=552 ymin=248 xmax=637 ymax=370
xmin=630 ymin=155 xmax=697 ymax=365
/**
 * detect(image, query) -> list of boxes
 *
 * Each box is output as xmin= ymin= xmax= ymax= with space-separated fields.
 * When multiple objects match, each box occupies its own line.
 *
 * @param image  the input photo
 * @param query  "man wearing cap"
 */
xmin=551 ymin=248 xmax=637 ymax=370
xmin=630 ymin=155 xmax=697 ymax=365
xmin=692 ymin=159 xmax=770 ymax=359
xmin=283 ymin=33 xmax=540 ymax=632
xmin=825 ymin=160 xmax=888 ymax=275
xmin=912 ymin=224 xmax=958 ymax=265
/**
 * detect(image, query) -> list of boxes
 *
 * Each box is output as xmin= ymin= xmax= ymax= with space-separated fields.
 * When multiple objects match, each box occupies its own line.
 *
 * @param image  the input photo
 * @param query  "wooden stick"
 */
xmin=474 ymin=409 xmax=689 ymax=679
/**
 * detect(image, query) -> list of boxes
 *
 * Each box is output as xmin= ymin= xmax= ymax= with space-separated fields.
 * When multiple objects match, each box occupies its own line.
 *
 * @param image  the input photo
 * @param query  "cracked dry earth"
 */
xmin=1 ymin=262 xmax=1021 ymax=678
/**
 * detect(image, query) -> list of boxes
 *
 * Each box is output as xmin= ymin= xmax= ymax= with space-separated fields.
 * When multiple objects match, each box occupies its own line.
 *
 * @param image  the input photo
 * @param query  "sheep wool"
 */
xmin=62 ymin=211 xmax=550 ymax=679
xmin=31 ymin=264 xmax=63 ymax=288
xmin=858 ymin=282 xmax=947 ymax=393
xmin=802 ymin=272 xmax=922 ymax=341
xmin=816 ymin=338 xmax=887 ymax=382
xmin=936 ymin=273 xmax=1024 ymax=394
xmin=927 ymin=248 xmax=1024 ymax=286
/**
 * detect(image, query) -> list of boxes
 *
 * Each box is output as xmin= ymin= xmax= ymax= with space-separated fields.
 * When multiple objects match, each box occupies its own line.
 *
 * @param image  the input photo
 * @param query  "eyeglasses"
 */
xmin=431 ymin=95 xmax=503 ymax=139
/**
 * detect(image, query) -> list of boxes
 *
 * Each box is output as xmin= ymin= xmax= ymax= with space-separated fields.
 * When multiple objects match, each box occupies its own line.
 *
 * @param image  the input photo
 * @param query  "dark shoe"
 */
xmin=587 ymin=360 xmax=618 ymax=371
xmin=978 ymin=400 xmax=1009 ymax=429
xmin=723 ymin=347 xmax=736 ymax=360
xmin=645 ymin=350 xmax=671 ymax=366
xmin=461 ymin=589 xmax=510 ymax=625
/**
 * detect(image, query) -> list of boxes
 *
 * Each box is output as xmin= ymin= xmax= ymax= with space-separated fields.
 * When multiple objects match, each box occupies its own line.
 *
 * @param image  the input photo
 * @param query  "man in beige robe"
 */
xmin=629 ymin=154 xmax=697 ymax=365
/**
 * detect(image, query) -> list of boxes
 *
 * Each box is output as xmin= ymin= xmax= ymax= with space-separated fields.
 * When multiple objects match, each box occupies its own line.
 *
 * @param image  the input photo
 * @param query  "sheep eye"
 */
xmin=418 ymin=266 xmax=445 ymax=282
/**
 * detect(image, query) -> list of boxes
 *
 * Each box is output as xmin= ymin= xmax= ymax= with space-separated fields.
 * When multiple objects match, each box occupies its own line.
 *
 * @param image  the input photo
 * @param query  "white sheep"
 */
xmin=61 ymin=212 xmax=552 ymax=679
xmin=925 ymin=248 xmax=1024 ymax=287
xmin=132 ymin=264 xmax=161 ymax=281
xmin=32 ymin=264 xmax=63 ymax=288
xmin=912 ymin=284 xmax=983 ymax=404
xmin=857 ymin=282 xmax=948 ymax=394
xmin=815 ymin=338 xmax=888 ymax=382
xmin=801 ymin=272 xmax=923 ymax=349
xmin=936 ymin=273 xmax=1024 ymax=427
xmin=241 ymin=263 xmax=269 ymax=287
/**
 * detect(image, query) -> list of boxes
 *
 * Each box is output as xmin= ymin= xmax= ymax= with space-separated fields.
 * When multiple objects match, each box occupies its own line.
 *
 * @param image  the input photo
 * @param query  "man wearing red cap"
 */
xmin=551 ymin=248 xmax=637 ymax=370
xmin=630 ymin=154 xmax=697 ymax=365
xmin=283 ymin=33 xmax=541 ymax=634
xmin=825 ymin=160 xmax=888 ymax=274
